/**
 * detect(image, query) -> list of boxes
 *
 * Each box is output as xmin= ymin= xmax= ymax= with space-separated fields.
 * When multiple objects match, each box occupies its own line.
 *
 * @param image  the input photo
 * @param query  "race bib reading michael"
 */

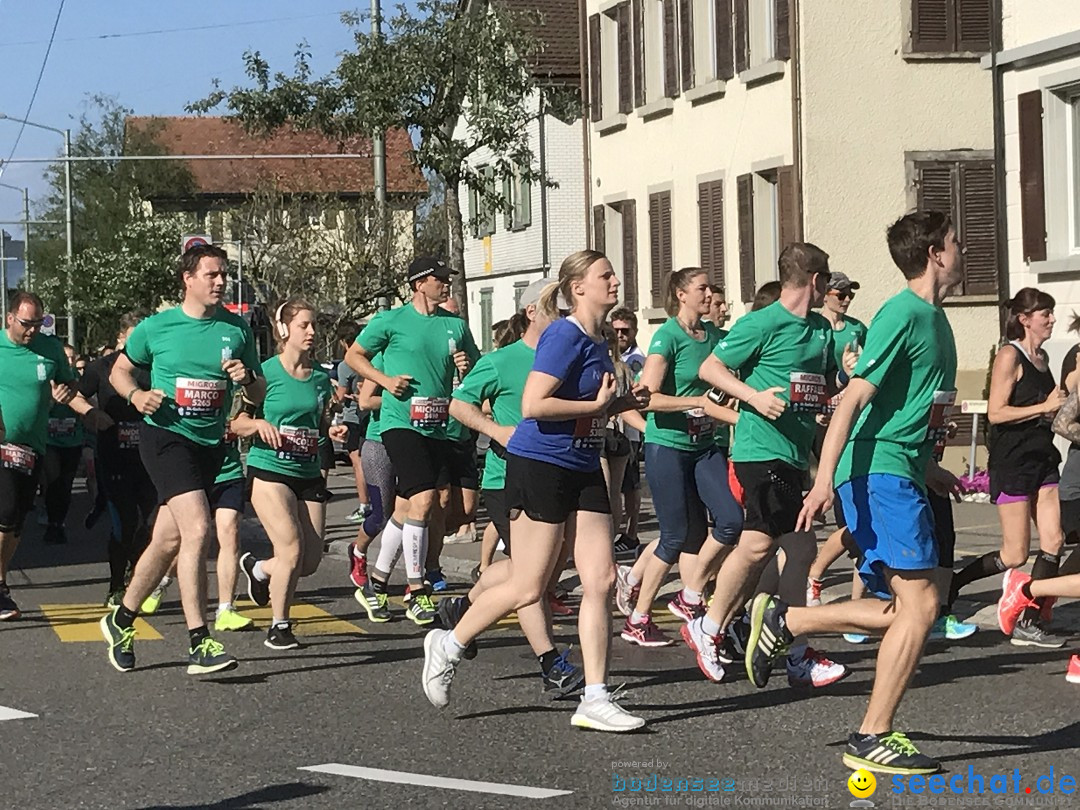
xmin=685 ymin=408 xmax=715 ymax=444
xmin=927 ymin=389 xmax=957 ymax=461
xmin=410 ymin=397 xmax=450 ymax=428
xmin=277 ymin=425 xmax=319 ymax=462
xmin=1 ymin=443 xmax=36 ymax=475
xmin=174 ymin=378 xmax=227 ymax=417
xmin=789 ymin=372 xmax=828 ymax=413
xmin=572 ymin=416 xmax=606 ymax=450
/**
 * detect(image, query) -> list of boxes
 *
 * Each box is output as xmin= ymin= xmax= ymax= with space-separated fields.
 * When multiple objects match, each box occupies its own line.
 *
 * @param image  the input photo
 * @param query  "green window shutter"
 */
xmin=502 ymin=176 xmax=513 ymax=230
xmin=484 ymin=166 xmax=497 ymax=236
xmin=519 ymin=175 xmax=532 ymax=228
xmin=467 ymin=183 xmax=478 ymax=239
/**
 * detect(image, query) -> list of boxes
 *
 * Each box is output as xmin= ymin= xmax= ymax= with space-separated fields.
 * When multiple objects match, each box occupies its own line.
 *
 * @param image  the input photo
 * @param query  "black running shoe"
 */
xmin=1010 ymin=618 xmax=1066 ymax=649
xmin=843 ymin=731 xmax=940 ymax=775
xmin=543 ymin=647 xmax=585 ymax=699
xmin=436 ymin=596 xmax=477 ymax=659
xmin=613 ymin=534 xmax=639 ymax=563
xmin=746 ymin=594 xmax=793 ymax=688
xmin=99 ymin=606 xmax=135 ymax=672
xmin=240 ymin=552 xmax=270 ymax=607
xmin=726 ymin=613 xmax=751 ymax=656
xmin=0 ymin=586 xmax=20 ymax=621
xmin=265 ymin=623 xmax=300 ymax=650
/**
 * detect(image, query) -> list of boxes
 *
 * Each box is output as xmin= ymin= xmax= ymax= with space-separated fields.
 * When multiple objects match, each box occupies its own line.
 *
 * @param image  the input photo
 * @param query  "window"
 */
xmin=639 ymin=0 xmax=679 ymax=102
xmin=590 ymin=4 xmax=632 ymax=123
xmin=737 ymin=165 xmax=797 ymax=302
xmin=502 ymin=165 xmax=532 ymax=231
xmin=513 ymin=282 xmax=529 ymax=311
xmin=649 ymin=190 xmax=672 ymax=307
xmin=480 ymin=289 xmax=494 ymax=353
xmin=467 ymin=166 xmax=497 ymax=239
xmin=691 ymin=0 xmax=735 ymax=85
xmin=597 ymin=200 xmax=640 ymax=310
xmin=1069 ymin=95 xmax=1080 ymax=253
xmin=748 ymin=0 xmax=775 ymax=68
xmin=735 ymin=0 xmax=789 ymax=73
xmin=909 ymin=0 xmax=993 ymax=55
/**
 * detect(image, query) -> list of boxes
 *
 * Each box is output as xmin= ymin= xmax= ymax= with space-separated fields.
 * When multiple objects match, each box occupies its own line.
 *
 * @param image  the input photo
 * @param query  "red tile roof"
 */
xmin=125 ymin=116 xmax=427 ymax=197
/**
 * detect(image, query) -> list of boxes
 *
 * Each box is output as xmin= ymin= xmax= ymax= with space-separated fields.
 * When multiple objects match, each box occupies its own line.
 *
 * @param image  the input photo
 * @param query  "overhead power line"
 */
xmin=4 ymin=0 xmax=67 ymax=166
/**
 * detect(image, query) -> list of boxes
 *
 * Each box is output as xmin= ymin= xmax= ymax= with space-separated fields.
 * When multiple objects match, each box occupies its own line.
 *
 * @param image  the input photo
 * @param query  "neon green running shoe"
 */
xmin=214 ymin=607 xmax=254 ymax=632
xmin=140 ymin=577 xmax=171 ymax=615
xmin=187 ymin=636 xmax=238 ymax=675
xmin=406 ymin=590 xmax=438 ymax=626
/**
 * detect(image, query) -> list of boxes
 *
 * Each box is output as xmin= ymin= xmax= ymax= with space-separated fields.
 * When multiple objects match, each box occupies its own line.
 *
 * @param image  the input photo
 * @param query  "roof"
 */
xmin=125 ymin=116 xmax=427 ymax=197
xmin=496 ymin=0 xmax=580 ymax=82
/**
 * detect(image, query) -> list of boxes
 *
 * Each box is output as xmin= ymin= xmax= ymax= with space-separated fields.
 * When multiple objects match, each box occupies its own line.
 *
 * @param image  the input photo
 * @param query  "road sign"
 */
xmin=961 ymin=400 xmax=988 ymax=415
xmin=181 ymin=234 xmax=212 ymax=253
xmin=40 ymin=313 xmax=56 ymax=336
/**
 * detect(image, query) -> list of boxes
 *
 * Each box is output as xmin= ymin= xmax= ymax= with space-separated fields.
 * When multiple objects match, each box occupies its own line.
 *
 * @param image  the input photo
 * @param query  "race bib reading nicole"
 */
xmin=174 ymin=378 xmax=227 ymax=417
xmin=277 ymin=426 xmax=319 ymax=462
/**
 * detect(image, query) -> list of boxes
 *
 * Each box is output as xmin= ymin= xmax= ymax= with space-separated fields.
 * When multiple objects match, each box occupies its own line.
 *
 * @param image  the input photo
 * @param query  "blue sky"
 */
xmin=0 ymin=0 xmax=363 ymax=239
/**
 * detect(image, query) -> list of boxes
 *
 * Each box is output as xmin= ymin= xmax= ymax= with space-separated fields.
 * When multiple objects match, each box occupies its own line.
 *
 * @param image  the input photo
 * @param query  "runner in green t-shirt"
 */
xmin=687 ymin=244 xmax=851 ymax=690
xmin=235 ymin=299 xmax=346 ymax=652
xmin=748 ymin=211 xmax=967 ymax=776
xmin=102 ymin=244 xmax=265 ymax=676
xmin=821 ymin=271 xmax=868 ymax=370
xmin=344 ymin=257 xmax=479 ymax=625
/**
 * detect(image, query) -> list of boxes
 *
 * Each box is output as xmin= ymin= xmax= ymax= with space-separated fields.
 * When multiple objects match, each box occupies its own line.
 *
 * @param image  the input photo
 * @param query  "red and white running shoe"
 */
xmin=348 ymin=543 xmax=368 ymax=588
xmin=786 ymin=647 xmax=848 ymax=688
xmin=997 ymin=568 xmax=1036 ymax=636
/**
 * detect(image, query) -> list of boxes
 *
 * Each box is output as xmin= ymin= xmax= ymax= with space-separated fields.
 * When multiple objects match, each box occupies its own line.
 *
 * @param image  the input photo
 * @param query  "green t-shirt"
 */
xmin=364 ymin=353 xmax=384 ymax=443
xmin=0 ymin=332 xmax=76 ymax=456
xmin=452 ymin=339 xmax=533 ymax=490
xmin=835 ymin=289 xmax=958 ymax=491
xmin=713 ymin=300 xmax=835 ymax=469
xmin=47 ymin=400 xmax=85 ymax=449
xmin=829 ymin=316 xmax=868 ymax=372
xmin=644 ymin=319 xmax=728 ymax=452
xmin=246 ymin=355 xmax=332 ymax=479
xmin=124 ymin=306 xmax=261 ymax=446
xmin=356 ymin=304 xmax=480 ymax=440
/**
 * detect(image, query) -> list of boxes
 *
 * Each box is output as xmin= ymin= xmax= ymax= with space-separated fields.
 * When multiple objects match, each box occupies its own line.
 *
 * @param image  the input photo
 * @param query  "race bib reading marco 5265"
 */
xmin=174 ymin=378 xmax=227 ymax=417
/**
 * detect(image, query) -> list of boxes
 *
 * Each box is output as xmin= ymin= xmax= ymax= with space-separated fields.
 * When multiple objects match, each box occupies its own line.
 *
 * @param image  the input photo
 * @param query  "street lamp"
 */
xmin=0 ymin=181 xmax=32 ymax=294
xmin=0 ymin=113 xmax=74 ymax=346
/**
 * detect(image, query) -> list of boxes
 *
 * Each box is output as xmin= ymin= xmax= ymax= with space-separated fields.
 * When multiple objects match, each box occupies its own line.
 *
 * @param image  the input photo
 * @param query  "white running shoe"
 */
xmin=786 ymin=647 xmax=848 ymax=688
xmin=570 ymin=696 xmax=645 ymax=732
xmin=680 ymin=618 xmax=725 ymax=682
xmin=806 ymin=577 xmax=823 ymax=607
xmin=421 ymin=629 xmax=458 ymax=708
xmin=614 ymin=565 xmax=637 ymax=617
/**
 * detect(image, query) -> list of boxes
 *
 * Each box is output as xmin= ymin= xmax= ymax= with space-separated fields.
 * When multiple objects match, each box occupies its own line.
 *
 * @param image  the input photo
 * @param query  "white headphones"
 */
xmin=275 ymin=301 xmax=289 ymax=340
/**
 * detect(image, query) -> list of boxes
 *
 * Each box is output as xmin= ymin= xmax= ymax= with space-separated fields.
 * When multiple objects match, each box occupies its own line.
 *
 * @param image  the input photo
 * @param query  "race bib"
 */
xmin=410 ymin=397 xmax=450 ymax=428
xmin=572 ymin=416 xmax=606 ymax=450
xmin=685 ymin=408 xmax=715 ymax=444
xmin=48 ymin=417 xmax=77 ymax=439
xmin=1 ymin=443 xmax=36 ymax=475
xmin=825 ymin=388 xmax=846 ymax=415
xmin=927 ymin=390 xmax=957 ymax=461
xmin=174 ymin=378 xmax=227 ymax=417
xmin=117 ymin=422 xmax=141 ymax=450
xmin=789 ymin=372 xmax=828 ymax=413
xmin=277 ymin=426 xmax=319 ymax=462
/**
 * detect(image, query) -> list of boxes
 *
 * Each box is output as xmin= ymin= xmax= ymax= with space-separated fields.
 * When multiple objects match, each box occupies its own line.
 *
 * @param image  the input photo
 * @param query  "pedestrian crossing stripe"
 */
xmin=385 ymin=596 xmax=522 ymax=628
xmin=242 ymin=603 xmax=366 ymax=636
xmin=0 ymin=705 xmax=38 ymax=722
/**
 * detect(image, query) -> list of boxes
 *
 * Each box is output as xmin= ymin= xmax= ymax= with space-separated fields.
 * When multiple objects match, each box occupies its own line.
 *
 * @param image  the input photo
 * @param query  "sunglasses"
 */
xmin=829 ymin=290 xmax=855 ymax=301
xmin=15 ymin=316 xmax=45 ymax=329
xmin=613 ymin=327 xmax=633 ymax=334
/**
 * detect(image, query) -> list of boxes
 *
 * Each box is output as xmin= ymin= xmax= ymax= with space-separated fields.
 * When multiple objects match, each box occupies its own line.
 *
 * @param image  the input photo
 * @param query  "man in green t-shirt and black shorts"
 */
xmin=345 ymin=257 xmax=479 ymax=624
xmin=102 ymin=244 xmax=265 ymax=675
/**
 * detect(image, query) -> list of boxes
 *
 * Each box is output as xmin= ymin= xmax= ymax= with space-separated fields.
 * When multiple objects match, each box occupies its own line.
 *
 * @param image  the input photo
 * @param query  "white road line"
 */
xmin=299 ymin=763 xmax=573 ymax=799
xmin=0 ymin=705 xmax=37 ymax=722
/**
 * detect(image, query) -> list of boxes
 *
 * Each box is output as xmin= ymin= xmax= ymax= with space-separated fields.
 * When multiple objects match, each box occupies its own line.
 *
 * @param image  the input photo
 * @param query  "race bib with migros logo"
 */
xmin=174 ymin=378 xmax=227 ymax=417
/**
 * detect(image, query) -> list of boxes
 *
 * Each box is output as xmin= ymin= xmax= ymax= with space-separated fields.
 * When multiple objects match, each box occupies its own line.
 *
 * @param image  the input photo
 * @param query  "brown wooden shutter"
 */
xmin=621 ymin=201 xmax=639 ymax=310
xmin=737 ymin=174 xmax=755 ymax=302
xmin=734 ymin=0 xmax=749 ymax=73
xmin=1018 ymin=90 xmax=1047 ymax=262
xmin=649 ymin=191 xmax=673 ymax=307
xmin=660 ymin=192 xmax=673 ymax=300
xmin=916 ymin=161 xmax=954 ymax=217
xmin=589 ymin=14 xmax=603 ymax=122
xmin=774 ymin=0 xmax=790 ymax=61
xmin=911 ymin=0 xmax=954 ymax=53
xmin=633 ymin=0 xmax=646 ymax=107
xmin=956 ymin=0 xmax=992 ymax=52
xmin=699 ymin=182 xmax=714 ymax=282
xmin=698 ymin=181 xmax=725 ymax=288
xmin=663 ymin=0 xmax=679 ymax=98
xmin=777 ymin=165 xmax=798 ymax=250
xmin=680 ymin=0 xmax=694 ymax=91
xmin=715 ymin=0 xmax=734 ymax=80
xmin=959 ymin=161 xmax=998 ymax=295
xmin=593 ymin=204 xmax=606 ymax=253
xmin=617 ymin=3 xmax=633 ymax=114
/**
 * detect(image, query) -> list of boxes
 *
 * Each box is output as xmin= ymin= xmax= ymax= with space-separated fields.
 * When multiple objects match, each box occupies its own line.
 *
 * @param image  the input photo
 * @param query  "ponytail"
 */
xmin=1003 ymin=287 xmax=1055 ymax=341
xmin=664 ymin=267 xmax=709 ymax=316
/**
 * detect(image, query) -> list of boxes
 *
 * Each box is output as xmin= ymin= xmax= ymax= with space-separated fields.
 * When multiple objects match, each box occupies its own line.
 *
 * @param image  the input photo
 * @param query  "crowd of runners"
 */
xmin=1 ymin=211 xmax=1078 ymax=776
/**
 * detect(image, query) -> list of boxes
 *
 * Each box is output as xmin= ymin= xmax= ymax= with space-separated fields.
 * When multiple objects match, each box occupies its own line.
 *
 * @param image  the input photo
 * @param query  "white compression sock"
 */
xmin=403 ymin=520 xmax=427 ymax=582
xmin=374 ymin=520 xmax=404 ymax=577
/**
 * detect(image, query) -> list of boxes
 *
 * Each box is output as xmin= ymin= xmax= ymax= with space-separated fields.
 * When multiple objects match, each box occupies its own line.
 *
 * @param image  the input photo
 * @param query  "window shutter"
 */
xmin=715 ymin=0 xmax=734 ymax=80
xmin=777 ymin=165 xmax=798 ymax=250
xmin=467 ymin=185 xmax=478 ymax=238
xmin=734 ymin=0 xmax=749 ymax=73
xmin=916 ymin=161 xmax=954 ymax=217
xmin=621 ymin=201 xmax=639 ymax=311
xmin=699 ymin=182 xmax=714 ymax=282
xmin=1018 ymin=90 xmax=1047 ymax=263
xmin=956 ymin=0 xmax=992 ymax=52
xmin=663 ymin=0 xmax=680 ymax=98
xmin=594 ymin=205 xmax=606 ymax=253
xmin=633 ymin=0 xmax=646 ymax=106
xmin=483 ymin=166 xmax=497 ymax=236
xmin=774 ymin=0 xmax=790 ymax=61
xmin=959 ymin=161 xmax=998 ymax=296
xmin=698 ymin=180 xmax=725 ymax=288
xmin=502 ymin=176 xmax=513 ymax=230
xmin=649 ymin=192 xmax=672 ymax=307
xmin=737 ymin=173 xmax=755 ymax=302
xmin=911 ymin=0 xmax=954 ymax=54
xmin=680 ymin=0 xmax=694 ymax=91
xmin=660 ymin=192 xmax=673 ymax=300
xmin=589 ymin=14 xmax=603 ymax=122
xmin=617 ymin=3 xmax=633 ymax=114
xmin=519 ymin=176 xmax=532 ymax=228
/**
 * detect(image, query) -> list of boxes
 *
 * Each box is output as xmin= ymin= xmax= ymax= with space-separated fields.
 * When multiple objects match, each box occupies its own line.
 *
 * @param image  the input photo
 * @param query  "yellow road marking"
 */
xmin=40 ymin=603 xmax=163 ymax=643
xmin=242 ymin=603 xmax=366 ymax=636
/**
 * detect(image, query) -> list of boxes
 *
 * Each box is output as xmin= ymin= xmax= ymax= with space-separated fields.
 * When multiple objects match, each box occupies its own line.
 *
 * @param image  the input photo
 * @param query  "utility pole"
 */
xmin=372 ymin=0 xmax=388 ymax=274
xmin=64 ymin=127 xmax=74 ymax=348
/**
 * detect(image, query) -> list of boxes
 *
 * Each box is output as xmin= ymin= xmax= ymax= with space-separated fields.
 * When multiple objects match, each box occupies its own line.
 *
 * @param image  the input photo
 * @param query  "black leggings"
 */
xmin=98 ymin=451 xmax=159 ymax=590
xmin=44 ymin=445 xmax=82 ymax=526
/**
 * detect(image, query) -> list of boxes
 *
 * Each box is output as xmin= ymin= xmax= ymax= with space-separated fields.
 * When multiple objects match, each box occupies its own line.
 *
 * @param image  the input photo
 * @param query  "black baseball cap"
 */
xmin=407 ymin=256 xmax=457 ymax=284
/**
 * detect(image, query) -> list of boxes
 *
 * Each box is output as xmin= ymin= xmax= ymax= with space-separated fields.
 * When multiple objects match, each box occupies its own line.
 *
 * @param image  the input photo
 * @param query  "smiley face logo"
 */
xmin=848 ymin=769 xmax=876 ymax=799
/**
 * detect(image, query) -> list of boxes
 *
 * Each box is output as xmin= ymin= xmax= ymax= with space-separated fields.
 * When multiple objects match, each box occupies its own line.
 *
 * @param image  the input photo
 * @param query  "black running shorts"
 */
xmin=248 ymin=467 xmax=332 ymax=503
xmin=0 ymin=453 xmax=42 ymax=533
xmin=504 ymin=453 xmax=610 ymax=525
xmin=381 ymin=428 xmax=449 ymax=499
xmin=438 ymin=436 xmax=479 ymax=490
xmin=733 ymin=460 xmax=804 ymax=538
xmin=481 ymin=487 xmax=511 ymax=555
xmin=139 ymin=424 xmax=226 ymax=505
xmin=210 ymin=477 xmax=246 ymax=513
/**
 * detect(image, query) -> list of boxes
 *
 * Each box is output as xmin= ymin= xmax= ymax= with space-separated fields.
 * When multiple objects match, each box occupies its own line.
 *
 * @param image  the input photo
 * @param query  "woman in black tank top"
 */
xmin=951 ymin=288 xmax=1066 ymax=648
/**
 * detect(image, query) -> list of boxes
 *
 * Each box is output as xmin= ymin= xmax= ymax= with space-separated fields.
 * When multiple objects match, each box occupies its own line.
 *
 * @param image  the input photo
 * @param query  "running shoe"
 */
xmin=746 ymin=594 xmax=793 ymax=688
xmin=240 ymin=552 xmax=270 ymax=607
xmin=445 ymin=526 xmax=477 ymax=544
xmin=543 ymin=648 xmax=585 ymax=699
xmin=547 ymin=591 xmax=574 ymax=616
xmin=214 ymin=607 xmax=254 ymax=632
xmin=0 ymin=587 xmax=21 ymax=621
xmin=1067 ymin=654 xmax=1080 ymax=684
xmin=354 ymin=582 xmax=393 ymax=623
xmin=998 ymin=568 xmax=1035 ymax=636
xmin=806 ymin=577 xmax=823 ymax=607
xmin=425 ymin=569 xmax=448 ymax=593
xmin=265 ymin=623 xmax=300 ymax=650
xmin=843 ymin=731 xmax=940 ymax=775
xmin=140 ymin=577 xmax=170 ymax=615
xmin=843 ymin=633 xmax=870 ymax=644
xmin=436 ymin=595 xmax=477 ymax=659
xmin=726 ymin=613 xmax=751 ymax=656
xmin=680 ymin=618 xmax=725 ymax=682
xmin=100 ymin=607 xmax=135 ymax=672
xmin=470 ymin=564 xmax=483 ymax=584
xmin=786 ymin=647 xmax=849 ymax=688
xmin=570 ymin=696 xmax=645 ymax=732
xmin=620 ymin=615 xmax=674 ymax=648
xmin=929 ymin=614 xmax=977 ymax=641
xmin=187 ymin=636 xmax=238 ymax=675
xmin=614 ymin=565 xmax=638 ymax=617
xmin=346 ymin=504 xmax=372 ymax=524
xmin=667 ymin=592 xmax=706 ymax=623
xmin=406 ymin=589 xmax=438 ymax=626
xmin=1010 ymin=619 xmax=1066 ymax=648
xmin=421 ymin=629 xmax=458 ymax=708
xmin=613 ymin=534 xmax=639 ymax=563
xmin=348 ymin=544 xmax=368 ymax=588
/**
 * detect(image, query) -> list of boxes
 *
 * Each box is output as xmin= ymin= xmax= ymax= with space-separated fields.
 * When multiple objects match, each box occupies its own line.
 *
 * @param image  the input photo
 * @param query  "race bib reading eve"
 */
xmin=788 ymin=372 xmax=828 ymax=414
xmin=409 ymin=397 xmax=450 ymax=428
xmin=1 ymin=443 xmax=36 ymax=475
xmin=685 ymin=408 xmax=715 ymax=444
xmin=174 ymin=378 xmax=227 ymax=417
xmin=572 ymin=416 xmax=606 ymax=450
xmin=927 ymin=390 xmax=956 ymax=461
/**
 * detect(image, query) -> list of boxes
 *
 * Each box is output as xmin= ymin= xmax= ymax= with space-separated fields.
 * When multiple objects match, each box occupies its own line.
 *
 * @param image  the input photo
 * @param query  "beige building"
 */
xmin=586 ymin=0 xmax=1000 ymax=409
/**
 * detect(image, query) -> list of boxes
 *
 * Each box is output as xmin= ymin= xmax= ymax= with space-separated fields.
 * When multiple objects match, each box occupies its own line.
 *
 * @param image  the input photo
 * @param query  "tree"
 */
xmin=191 ymin=0 xmax=579 ymax=313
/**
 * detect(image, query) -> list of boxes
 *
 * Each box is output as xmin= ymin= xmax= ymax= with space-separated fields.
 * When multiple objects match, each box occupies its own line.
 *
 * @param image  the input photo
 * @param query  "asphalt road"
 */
xmin=1 ymin=472 xmax=1077 ymax=810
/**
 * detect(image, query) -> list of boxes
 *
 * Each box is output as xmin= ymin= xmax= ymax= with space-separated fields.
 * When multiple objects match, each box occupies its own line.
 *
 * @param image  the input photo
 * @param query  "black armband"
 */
xmin=238 ymin=394 xmax=258 ymax=417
